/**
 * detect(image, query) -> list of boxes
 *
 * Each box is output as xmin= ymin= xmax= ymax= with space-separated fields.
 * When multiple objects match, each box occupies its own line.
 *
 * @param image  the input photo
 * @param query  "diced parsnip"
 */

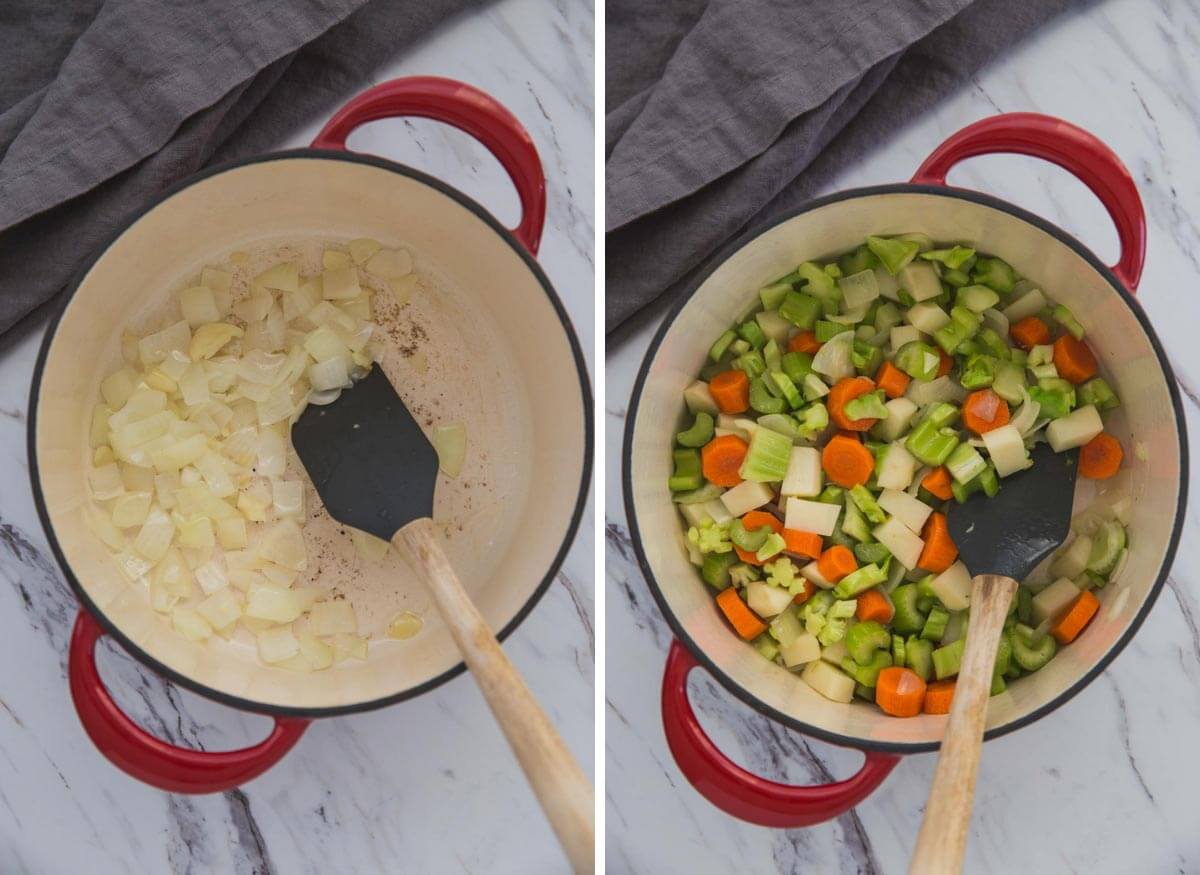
xmin=755 ymin=310 xmax=793 ymax=345
xmin=889 ymin=325 xmax=922 ymax=355
xmin=875 ymin=441 xmax=918 ymax=491
xmin=365 ymin=248 xmax=413 ymax=279
xmin=982 ymin=424 xmax=1032 ymax=477
xmin=171 ymin=606 xmax=213 ymax=642
xmin=308 ymin=600 xmax=357 ymax=636
xmin=898 ymin=262 xmax=941 ymax=302
xmin=720 ymin=481 xmax=774 ymax=517
xmin=781 ymin=632 xmax=821 ymax=667
xmin=703 ymin=499 xmax=733 ymax=526
xmin=255 ymin=261 xmax=300 ymax=293
xmin=746 ymin=581 xmax=794 ymax=618
xmin=296 ymin=630 xmax=334 ymax=670
xmin=89 ymin=463 xmax=125 ymax=500
xmin=801 ymin=560 xmax=833 ymax=589
xmin=1032 ymin=577 xmax=1081 ymax=624
xmin=1001 ymin=287 xmax=1046 ymax=323
xmin=179 ymin=286 xmax=220 ymax=327
xmin=257 ymin=626 xmax=301 ymax=664
xmin=781 ymin=447 xmax=823 ymax=498
xmin=1050 ymin=534 xmax=1093 ymax=579
xmin=820 ymin=639 xmax=848 ymax=665
xmin=905 ymin=302 xmax=951 ymax=334
xmin=801 ymin=659 xmax=856 ymax=703
xmin=873 ymin=517 xmax=925 ymax=569
xmin=930 ymin=561 xmax=972 ymax=611
xmin=348 ymin=238 xmax=382 ymax=265
xmin=679 ymin=503 xmax=713 ymax=527
xmin=111 ymin=492 xmax=152 ymax=528
xmin=197 ymin=587 xmax=242 ymax=628
xmin=785 ymin=497 xmax=841 ymax=537
xmin=332 ymin=633 xmax=368 ymax=662
xmin=322 ymin=265 xmax=362 ymax=300
xmin=683 ymin=380 xmax=719 ymax=416
xmin=878 ymin=489 xmax=933 ymax=533
xmin=872 ymin=398 xmax=918 ymax=443
xmin=1046 ymin=405 xmax=1103 ymax=452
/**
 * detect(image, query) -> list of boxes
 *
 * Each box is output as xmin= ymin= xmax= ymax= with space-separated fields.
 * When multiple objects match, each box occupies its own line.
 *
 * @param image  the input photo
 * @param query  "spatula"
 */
xmin=910 ymin=442 xmax=1078 ymax=874
xmin=292 ymin=367 xmax=594 ymax=872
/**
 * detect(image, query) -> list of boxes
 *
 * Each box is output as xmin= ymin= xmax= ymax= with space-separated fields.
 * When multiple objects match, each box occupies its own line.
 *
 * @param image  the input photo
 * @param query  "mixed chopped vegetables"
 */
xmin=674 ymin=234 xmax=1130 ymax=717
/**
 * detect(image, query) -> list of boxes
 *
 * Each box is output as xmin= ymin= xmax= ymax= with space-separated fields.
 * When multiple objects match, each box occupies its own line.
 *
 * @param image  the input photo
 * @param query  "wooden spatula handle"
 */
xmin=396 ymin=518 xmax=594 ymax=872
xmin=910 ymin=574 xmax=1018 ymax=875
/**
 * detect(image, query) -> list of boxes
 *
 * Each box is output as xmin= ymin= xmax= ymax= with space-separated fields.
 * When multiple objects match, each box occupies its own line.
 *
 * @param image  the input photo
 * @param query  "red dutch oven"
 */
xmin=623 ymin=114 xmax=1187 ymax=826
xmin=30 ymin=78 xmax=591 ymax=792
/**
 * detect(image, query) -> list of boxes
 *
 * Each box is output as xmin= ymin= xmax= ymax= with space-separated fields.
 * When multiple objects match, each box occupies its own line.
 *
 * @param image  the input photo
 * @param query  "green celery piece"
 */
xmin=921 ymin=245 xmax=976 ymax=270
xmin=756 ymin=413 xmax=800 ymax=441
xmin=814 ymin=320 xmax=845 ymax=343
xmin=840 ymin=496 xmax=872 ymax=543
xmin=795 ymin=402 xmax=829 ymax=438
xmin=751 ymin=632 xmax=780 ymax=662
xmin=768 ymin=607 xmax=804 ymax=646
xmin=951 ymin=476 xmax=981 ymax=504
xmin=971 ymin=256 xmax=1017 ymax=294
xmin=990 ymin=674 xmax=1007 ymax=696
xmin=779 ymin=291 xmax=822 ymax=329
xmin=756 ymin=532 xmax=787 ymax=562
xmin=976 ymin=327 xmax=1010 ymax=360
xmin=906 ymin=419 xmax=960 ymax=466
xmin=796 ymin=261 xmax=839 ymax=301
xmin=739 ymin=425 xmax=792 ymax=482
xmin=932 ymin=305 xmax=982 ymax=355
xmin=829 ymin=599 xmax=859 ymax=620
xmin=1012 ymin=624 xmax=1057 ymax=671
xmin=842 ymin=652 xmax=893 ymax=688
xmin=955 ymin=284 xmax=1000 ymax=313
xmin=825 ymin=263 xmax=843 ymax=279
xmin=843 ymin=389 xmax=889 ymax=422
xmin=676 ymin=411 xmax=715 ymax=448
xmin=738 ymin=320 xmax=767 ymax=350
xmin=832 ymin=563 xmax=887 ymax=599
xmin=763 ymin=339 xmax=782 ymax=373
xmin=669 ymin=448 xmax=703 ymax=492
xmin=978 ymin=464 xmax=1000 ymax=498
xmin=892 ymin=634 xmax=907 ymax=667
xmin=895 ymin=232 xmax=935 ymax=252
xmin=925 ymin=401 xmax=961 ymax=427
xmin=1029 ymin=363 xmax=1059 ymax=381
xmin=1010 ymin=347 xmax=1028 ymax=368
xmin=854 ymin=541 xmax=892 ymax=565
xmin=709 ymin=329 xmax=737 ymax=362
xmin=802 ymin=374 xmax=829 ymax=402
xmin=851 ymin=341 xmax=883 ymax=377
xmin=1029 ymin=386 xmax=1073 ymax=419
xmin=729 ymin=519 xmax=771 ymax=552
xmin=915 ymin=573 xmax=938 ymax=602
xmin=759 ymin=282 xmax=793 ymax=311
xmin=921 ymin=605 xmax=950 ymax=641
xmin=768 ymin=371 xmax=803 ymax=409
xmin=895 ymin=341 xmax=941 ymax=382
xmin=817 ymin=485 xmax=845 ymax=504
xmin=840 ymin=244 xmax=880 ymax=275
xmin=849 ymin=485 xmax=887 ymax=524
xmin=891 ymin=585 xmax=928 ymax=635
xmin=671 ymin=483 xmax=724 ymax=505
xmin=701 ymin=552 xmax=739 ymax=589
xmin=845 ymin=620 xmax=892 ymax=664
xmin=1087 ymin=520 xmax=1127 ymax=576
xmin=1052 ymin=304 xmax=1085 ymax=340
xmin=749 ymin=378 xmax=785 ymax=414
xmin=735 ymin=350 xmax=767 ymax=379
xmin=1078 ymin=377 xmax=1120 ymax=411
xmin=874 ymin=301 xmax=902 ymax=334
xmin=781 ymin=350 xmax=815 ymax=384
xmin=729 ymin=339 xmax=752 ymax=357
xmin=905 ymin=636 xmax=934 ymax=681
xmin=946 ymin=442 xmax=987 ymax=484
xmin=729 ymin=564 xmax=761 ymax=587
xmin=866 ymin=235 xmax=920 ymax=275
xmin=1017 ymin=586 xmax=1034 ymax=625
xmin=932 ymin=638 xmax=966 ymax=679
xmin=994 ymin=631 xmax=1013 ymax=677
xmin=992 ymin=361 xmax=1027 ymax=405
xmin=959 ymin=354 xmax=997 ymax=390
xmin=818 ymin=616 xmax=849 ymax=646
xmin=942 ymin=268 xmax=970 ymax=288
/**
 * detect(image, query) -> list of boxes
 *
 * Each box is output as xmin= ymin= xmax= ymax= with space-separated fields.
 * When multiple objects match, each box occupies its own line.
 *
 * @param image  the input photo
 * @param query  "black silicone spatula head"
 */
xmin=947 ymin=442 xmax=1079 ymax=580
xmin=290 ymin=367 xmax=438 ymax=541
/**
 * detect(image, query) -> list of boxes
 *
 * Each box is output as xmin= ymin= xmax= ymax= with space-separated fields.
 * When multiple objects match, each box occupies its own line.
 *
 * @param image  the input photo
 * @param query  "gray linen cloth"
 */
xmin=0 ymin=0 xmax=480 ymax=336
xmin=606 ymin=0 xmax=1080 ymax=338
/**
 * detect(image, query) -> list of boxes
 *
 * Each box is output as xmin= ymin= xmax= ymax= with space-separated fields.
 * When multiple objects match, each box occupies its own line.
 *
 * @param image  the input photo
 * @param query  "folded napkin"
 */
xmin=0 ymin=0 xmax=479 ymax=336
xmin=606 ymin=0 xmax=1078 ymax=337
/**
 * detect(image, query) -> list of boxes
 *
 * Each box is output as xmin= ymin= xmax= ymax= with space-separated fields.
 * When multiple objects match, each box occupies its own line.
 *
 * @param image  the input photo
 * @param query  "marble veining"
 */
xmin=606 ymin=0 xmax=1200 ymax=870
xmin=0 ymin=0 xmax=593 ymax=871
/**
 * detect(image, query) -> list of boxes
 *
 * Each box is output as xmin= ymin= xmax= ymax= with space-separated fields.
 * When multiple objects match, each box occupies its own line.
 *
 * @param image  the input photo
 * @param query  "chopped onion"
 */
xmin=296 ymin=630 xmax=334 ymax=670
xmin=348 ymin=238 xmax=381 ymax=265
xmin=257 ymin=626 xmax=300 ymax=664
xmin=237 ymin=349 xmax=288 ymax=386
xmin=245 ymin=584 xmax=307 ymax=623
xmin=811 ymin=330 xmax=856 ymax=382
xmin=256 ymin=429 xmax=287 ymax=477
xmin=139 ymin=320 xmax=191 ymax=367
xmin=255 ymin=261 xmax=300 ymax=293
xmin=387 ymin=611 xmax=423 ymax=640
xmin=180 ymin=286 xmax=220 ymax=326
xmin=197 ymin=587 xmax=242 ymax=628
xmin=308 ymin=600 xmax=357 ymax=636
xmin=332 ymin=633 xmax=368 ymax=662
xmin=89 ymin=463 xmax=125 ymax=500
xmin=271 ymin=479 xmax=304 ymax=518
xmin=351 ymin=528 xmax=390 ymax=561
xmin=365 ymin=248 xmax=413 ymax=279
xmin=111 ymin=492 xmax=152 ymax=528
xmin=905 ymin=375 xmax=968 ymax=406
xmin=194 ymin=560 xmax=228 ymax=595
xmin=307 ymin=388 xmax=342 ymax=406
xmin=257 ymin=519 xmax=307 ymax=571
xmin=433 ymin=423 xmax=467 ymax=478
xmin=172 ymin=606 xmax=213 ymax=642
xmin=322 ymin=265 xmax=362 ymax=300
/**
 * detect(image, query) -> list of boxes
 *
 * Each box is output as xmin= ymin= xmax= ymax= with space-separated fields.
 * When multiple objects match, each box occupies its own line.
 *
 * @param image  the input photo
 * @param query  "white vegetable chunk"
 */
xmin=433 ymin=423 xmax=468 ymax=478
xmin=878 ymin=489 xmax=933 ymax=533
xmin=781 ymin=632 xmax=821 ymax=667
xmin=982 ymin=424 xmax=1032 ymax=477
xmin=683 ymin=380 xmax=719 ymax=416
xmin=308 ymin=600 xmax=357 ymax=636
xmin=929 ymin=561 xmax=973 ymax=611
xmin=1050 ymin=534 xmax=1093 ymax=579
xmin=1032 ymin=577 xmax=1081 ymax=625
xmin=746 ymin=581 xmax=794 ymax=618
xmin=905 ymin=302 xmax=951 ymax=334
xmin=780 ymin=447 xmax=823 ymax=498
xmin=257 ymin=626 xmax=301 ymax=664
xmin=784 ymin=497 xmax=841 ymax=537
xmin=800 ymin=560 xmax=833 ymax=589
xmin=872 ymin=398 xmax=918 ymax=443
xmin=1002 ymin=287 xmax=1046 ymax=323
xmin=875 ymin=442 xmax=918 ymax=491
xmin=898 ymin=262 xmax=941 ymax=302
xmin=720 ymin=481 xmax=774 ymax=517
xmin=889 ymin=325 xmax=922 ymax=355
xmin=872 ymin=517 xmax=925 ymax=569
xmin=801 ymin=660 xmax=855 ymax=703
xmin=1046 ymin=405 xmax=1103 ymax=452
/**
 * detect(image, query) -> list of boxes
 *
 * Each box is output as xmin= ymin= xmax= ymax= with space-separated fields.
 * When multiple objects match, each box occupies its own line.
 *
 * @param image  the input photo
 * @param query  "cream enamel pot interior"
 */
xmin=623 ymin=114 xmax=1187 ymax=827
xmin=29 ymin=78 xmax=591 ymax=793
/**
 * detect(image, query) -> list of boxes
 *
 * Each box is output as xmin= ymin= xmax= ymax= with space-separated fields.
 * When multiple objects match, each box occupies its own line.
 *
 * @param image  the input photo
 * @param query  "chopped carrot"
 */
xmin=709 ymin=369 xmax=750 ymax=414
xmin=793 ymin=578 xmax=818 ymax=605
xmin=701 ymin=435 xmax=748 ymax=487
xmin=937 ymin=348 xmax=954 ymax=378
xmin=817 ymin=545 xmax=858 ymax=583
xmin=1079 ymin=432 xmax=1123 ymax=480
xmin=917 ymin=511 xmax=958 ymax=574
xmin=962 ymin=389 xmax=1010 ymax=435
xmin=788 ymin=331 xmax=822 ymax=354
xmin=742 ymin=510 xmax=784 ymax=535
xmin=715 ymin=587 xmax=767 ymax=640
xmin=734 ymin=544 xmax=763 ymax=565
xmin=923 ymin=679 xmax=956 ymax=715
xmin=856 ymin=589 xmax=895 ymax=624
xmin=1050 ymin=590 xmax=1100 ymax=645
xmin=921 ymin=466 xmax=954 ymax=501
xmin=1010 ymin=315 xmax=1051 ymax=350
xmin=875 ymin=667 xmax=927 ymax=717
xmin=821 ymin=433 xmax=875 ymax=487
xmin=783 ymin=528 xmax=824 ymax=559
xmin=875 ymin=360 xmax=911 ymax=399
xmin=827 ymin=376 xmax=879 ymax=431
xmin=1052 ymin=335 xmax=1099 ymax=384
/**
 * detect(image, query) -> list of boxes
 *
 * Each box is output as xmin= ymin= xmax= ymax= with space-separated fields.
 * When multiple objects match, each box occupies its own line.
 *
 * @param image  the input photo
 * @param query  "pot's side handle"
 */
xmin=69 ymin=611 xmax=309 ymax=794
xmin=661 ymin=640 xmax=900 ymax=828
xmin=312 ymin=76 xmax=546 ymax=256
xmin=912 ymin=112 xmax=1146 ymax=292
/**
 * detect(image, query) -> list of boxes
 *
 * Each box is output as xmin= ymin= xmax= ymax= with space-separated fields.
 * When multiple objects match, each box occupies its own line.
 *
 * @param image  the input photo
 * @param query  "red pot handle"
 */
xmin=69 ymin=610 xmax=309 ymax=794
xmin=911 ymin=112 xmax=1146 ymax=292
xmin=661 ymin=640 xmax=900 ymax=828
xmin=312 ymin=76 xmax=546 ymax=256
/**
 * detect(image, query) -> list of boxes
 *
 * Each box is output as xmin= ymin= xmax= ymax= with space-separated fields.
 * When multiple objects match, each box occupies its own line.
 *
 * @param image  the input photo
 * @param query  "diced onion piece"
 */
xmin=90 ymin=404 xmax=112 ymax=448
xmin=785 ymin=497 xmax=840 ymax=537
xmin=189 ymin=323 xmax=243 ymax=360
xmin=115 ymin=550 xmax=154 ymax=582
xmin=256 ymin=428 xmax=287 ymax=476
xmin=177 ymin=516 xmax=215 ymax=549
xmin=256 ymin=384 xmax=295 ymax=427
xmin=906 ymin=375 xmax=967 ymax=407
xmin=307 ymin=357 xmax=351 ymax=391
xmin=245 ymin=584 xmax=307 ymax=623
xmin=112 ymin=492 xmax=152 ymax=528
xmin=257 ymin=626 xmax=301 ymax=664
xmin=872 ymin=517 xmax=925 ymax=569
xmin=180 ymin=286 xmax=220 ymax=326
xmin=348 ymin=238 xmax=382 ymax=265
xmin=261 ymin=563 xmax=300 ymax=587
xmin=878 ymin=489 xmax=932 ymax=533
xmin=322 ymin=249 xmax=352 ymax=270
xmin=151 ymin=433 xmax=208 ymax=472
xmin=285 ymin=278 xmax=322 ymax=320
xmin=255 ymin=261 xmax=300 ymax=293
xmin=433 ymin=423 xmax=467 ymax=478
xmin=121 ymin=332 xmax=140 ymax=365
xmin=139 ymin=320 xmax=192 ymax=367
xmin=365 ymin=248 xmax=413 ymax=279
xmin=811 ymin=330 xmax=856 ymax=382
xmin=89 ymin=463 xmax=125 ymax=500
xmin=87 ymin=505 xmax=126 ymax=550
xmin=271 ymin=479 xmax=304 ymax=518
xmin=388 ymin=611 xmax=423 ymax=640
xmin=303 ymin=326 xmax=351 ymax=363
xmin=237 ymin=349 xmax=288 ymax=386
xmin=322 ymin=265 xmax=362 ymax=300
xmin=256 ymin=519 xmax=307 ymax=571
xmin=133 ymin=506 xmax=175 ymax=562
xmin=296 ymin=630 xmax=334 ymax=670
xmin=351 ymin=528 xmax=390 ymax=561
xmin=308 ymin=600 xmax=357 ymax=636
xmin=929 ymin=561 xmax=972 ymax=611
xmin=197 ymin=587 xmax=242 ymax=628
xmin=194 ymin=560 xmax=228 ymax=595
xmin=172 ymin=606 xmax=213 ymax=642
xmin=101 ymin=368 xmax=139 ymax=408
xmin=332 ymin=633 xmax=368 ymax=662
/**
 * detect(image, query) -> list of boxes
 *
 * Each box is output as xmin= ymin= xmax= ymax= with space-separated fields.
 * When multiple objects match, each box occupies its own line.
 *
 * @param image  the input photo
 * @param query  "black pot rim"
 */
xmin=29 ymin=148 xmax=594 ymax=720
xmin=622 ymin=182 xmax=1189 ymax=755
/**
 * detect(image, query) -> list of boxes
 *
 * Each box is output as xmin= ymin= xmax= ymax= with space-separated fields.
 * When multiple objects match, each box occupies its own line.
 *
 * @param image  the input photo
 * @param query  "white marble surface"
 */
xmin=606 ymin=0 xmax=1200 ymax=871
xmin=0 ymin=1 xmax=593 ymax=872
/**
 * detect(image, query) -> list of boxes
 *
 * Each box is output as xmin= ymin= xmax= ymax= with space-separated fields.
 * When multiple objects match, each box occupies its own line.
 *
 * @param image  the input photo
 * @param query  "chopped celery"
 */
xmin=764 ymin=557 xmax=801 ymax=591
xmin=1052 ymin=304 xmax=1085 ymax=340
xmin=676 ymin=411 xmax=715 ymax=448
xmin=701 ymin=552 xmax=739 ymax=589
xmin=710 ymin=329 xmax=736 ymax=362
xmin=729 ymin=339 xmax=751 ymax=357
xmin=1017 ymin=586 xmax=1034 ymax=625
xmin=945 ymin=442 xmax=987 ymax=484
xmin=769 ymin=606 xmax=804 ymax=646
xmin=757 ymin=413 xmax=800 ymax=441
xmin=749 ymin=379 xmax=785 ymax=414
xmin=894 ymin=341 xmax=941 ymax=381
xmin=735 ymin=350 xmax=767 ymax=379
xmin=971 ymin=257 xmax=1016 ymax=294
xmin=840 ymin=245 xmax=880 ymax=275
xmin=768 ymin=371 xmax=803 ymax=409
xmin=892 ymin=634 xmax=907 ymax=667
xmin=959 ymin=354 xmax=997 ymax=390
xmin=921 ymin=605 xmax=950 ymax=641
xmin=1078 ymin=377 xmax=1119 ymax=411
xmin=851 ymin=340 xmax=883 ymax=376
xmin=730 ymin=518 xmax=771 ymax=551
xmin=906 ymin=419 xmax=960 ymax=466
xmin=895 ymin=232 xmax=935 ymax=252
xmin=739 ymin=426 xmax=792 ymax=482
xmin=672 ymin=484 xmax=724 ymax=505
xmin=759 ymin=282 xmax=793 ymax=311
xmin=1012 ymin=623 xmax=1058 ymax=671
xmin=730 ymin=564 xmax=761 ymax=587
xmin=1028 ymin=386 xmax=1073 ymax=420
xmin=1087 ymin=520 xmax=1127 ymax=576
xmin=739 ymin=320 xmax=767 ymax=350
xmin=843 ymin=390 xmax=889 ymax=422
xmin=832 ymin=563 xmax=887 ymax=599
xmin=815 ymin=320 xmax=846 ymax=342
xmin=838 ymin=270 xmax=881 ymax=309
xmin=992 ymin=361 xmax=1026 ymax=405
xmin=891 ymin=584 xmax=927 ymax=635
xmin=756 ymin=532 xmax=787 ymax=562
xmin=921 ymin=245 xmax=976 ymax=270
xmin=955 ymin=285 xmax=1000 ymax=313
xmin=849 ymin=485 xmax=887 ymax=524
xmin=942 ymin=268 xmax=970 ymax=288
xmin=932 ymin=305 xmax=982 ymax=354
xmin=840 ymin=497 xmax=872 ymax=543
xmin=779 ymin=291 xmax=822 ymax=328
xmin=866 ymin=235 xmax=920 ymax=275
xmin=932 ymin=638 xmax=965 ymax=679
xmin=795 ymin=402 xmax=829 ymax=438
xmin=976 ymin=327 xmax=1010 ymax=360
xmin=803 ymin=373 xmax=830 ymax=402
xmin=845 ymin=620 xmax=892 ymax=664
xmin=669 ymin=448 xmax=703 ymax=492
xmin=906 ymin=637 xmax=934 ymax=681
xmin=752 ymin=632 xmax=781 ymax=662
xmin=874 ymin=302 xmax=902 ymax=335
xmin=781 ymin=351 xmax=815 ymax=385
xmin=855 ymin=542 xmax=892 ymax=565
xmin=842 ymin=652 xmax=893 ymax=688
xmin=688 ymin=519 xmax=733 ymax=554
xmin=763 ymin=339 xmax=782 ymax=372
